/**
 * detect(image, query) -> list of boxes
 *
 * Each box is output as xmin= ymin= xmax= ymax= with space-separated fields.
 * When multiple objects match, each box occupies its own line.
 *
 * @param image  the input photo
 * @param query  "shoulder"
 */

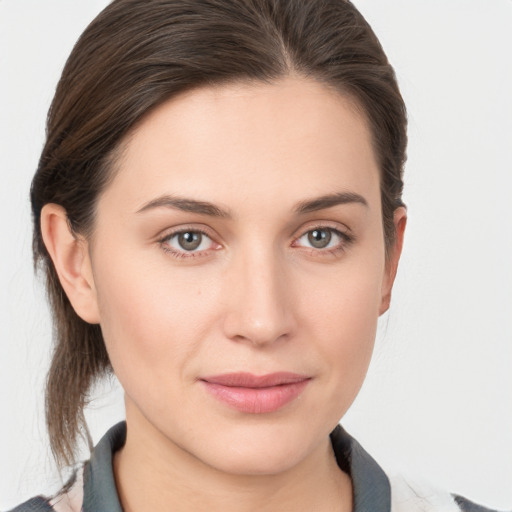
xmin=389 ymin=474 xmax=506 ymax=512
xmin=453 ymin=495 xmax=509 ymax=512
xmin=331 ymin=424 xmax=507 ymax=512
xmin=6 ymin=465 xmax=84 ymax=512
xmin=5 ymin=423 xmax=125 ymax=512
xmin=5 ymin=497 xmax=55 ymax=512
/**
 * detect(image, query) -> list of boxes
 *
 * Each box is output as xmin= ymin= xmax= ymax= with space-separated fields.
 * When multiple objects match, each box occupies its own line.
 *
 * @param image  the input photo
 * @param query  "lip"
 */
xmin=200 ymin=372 xmax=311 ymax=414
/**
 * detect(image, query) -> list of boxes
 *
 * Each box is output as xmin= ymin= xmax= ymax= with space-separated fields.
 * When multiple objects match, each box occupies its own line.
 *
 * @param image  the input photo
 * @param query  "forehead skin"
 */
xmin=97 ymin=76 xmax=381 ymax=230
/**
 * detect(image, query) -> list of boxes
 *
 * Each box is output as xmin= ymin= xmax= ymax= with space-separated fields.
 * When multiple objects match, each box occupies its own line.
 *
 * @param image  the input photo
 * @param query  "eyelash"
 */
xmin=292 ymin=226 xmax=354 ymax=257
xmin=158 ymin=225 xmax=354 ymax=260
xmin=158 ymin=227 xmax=218 ymax=259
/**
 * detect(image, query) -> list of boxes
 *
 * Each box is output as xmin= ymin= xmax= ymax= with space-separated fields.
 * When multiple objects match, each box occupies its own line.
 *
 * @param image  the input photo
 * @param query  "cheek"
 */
xmin=92 ymin=249 xmax=222 ymax=389
xmin=298 ymin=252 xmax=384 ymax=386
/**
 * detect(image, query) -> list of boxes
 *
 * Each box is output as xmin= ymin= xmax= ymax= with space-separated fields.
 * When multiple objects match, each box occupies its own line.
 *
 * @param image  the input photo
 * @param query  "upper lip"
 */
xmin=201 ymin=372 xmax=310 ymax=388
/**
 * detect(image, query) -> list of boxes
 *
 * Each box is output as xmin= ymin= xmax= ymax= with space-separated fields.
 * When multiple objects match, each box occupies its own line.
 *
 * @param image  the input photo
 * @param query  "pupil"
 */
xmin=178 ymin=232 xmax=201 ymax=251
xmin=308 ymin=229 xmax=331 ymax=248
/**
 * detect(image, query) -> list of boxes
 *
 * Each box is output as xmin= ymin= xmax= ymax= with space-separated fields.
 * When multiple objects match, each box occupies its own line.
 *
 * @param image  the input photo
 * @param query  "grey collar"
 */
xmin=82 ymin=422 xmax=125 ymax=512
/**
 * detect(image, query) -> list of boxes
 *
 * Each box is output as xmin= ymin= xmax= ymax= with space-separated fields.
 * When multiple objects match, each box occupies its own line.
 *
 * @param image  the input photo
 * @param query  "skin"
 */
xmin=41 ymin=76 xmax=406 ymax=512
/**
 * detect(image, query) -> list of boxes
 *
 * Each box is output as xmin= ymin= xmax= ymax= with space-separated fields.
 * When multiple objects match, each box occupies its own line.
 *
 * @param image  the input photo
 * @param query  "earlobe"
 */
xmin=379 ymin=207 xmax=407 ymax=315
xmin=40 ymin=204 xmax=100 ymax=324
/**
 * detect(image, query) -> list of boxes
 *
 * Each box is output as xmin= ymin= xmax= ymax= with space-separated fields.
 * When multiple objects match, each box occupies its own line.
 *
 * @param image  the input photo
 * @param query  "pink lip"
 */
xmin=200 ymin=372 xmax=311 ymax=414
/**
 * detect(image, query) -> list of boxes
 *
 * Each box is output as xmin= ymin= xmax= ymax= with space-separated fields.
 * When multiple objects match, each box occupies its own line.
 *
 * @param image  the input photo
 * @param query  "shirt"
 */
xmin=7 ymin=421 xmax=503 ymax=512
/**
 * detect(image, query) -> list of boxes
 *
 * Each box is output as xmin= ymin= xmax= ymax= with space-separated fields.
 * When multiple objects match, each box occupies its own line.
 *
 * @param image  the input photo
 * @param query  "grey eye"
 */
xmin=178 ymin=231 xmax=202 ymax=251
xmin=161 ymin=229 xmax=217 ymax=257
xmin=307 ymin=229 xmax=332 ymax=249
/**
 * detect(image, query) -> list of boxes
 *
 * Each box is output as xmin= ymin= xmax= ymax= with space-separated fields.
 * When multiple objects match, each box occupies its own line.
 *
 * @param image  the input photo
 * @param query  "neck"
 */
xmin=114 ymin=406 xmax=352 ymax=512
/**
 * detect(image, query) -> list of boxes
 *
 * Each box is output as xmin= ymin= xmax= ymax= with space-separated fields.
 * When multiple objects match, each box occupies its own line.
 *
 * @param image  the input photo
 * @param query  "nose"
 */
xmin=222 ymin=247 xmax=296 ymax=347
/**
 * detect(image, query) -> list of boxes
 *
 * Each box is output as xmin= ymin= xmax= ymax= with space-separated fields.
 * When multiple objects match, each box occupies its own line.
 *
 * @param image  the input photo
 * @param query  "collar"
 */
xmin=330 ymin=424 xmax=390 ymax=512
xmin=82 ymin=421 xmax=391 ymax=512
xmin=82 ymin=422 xmax=125 ymax=512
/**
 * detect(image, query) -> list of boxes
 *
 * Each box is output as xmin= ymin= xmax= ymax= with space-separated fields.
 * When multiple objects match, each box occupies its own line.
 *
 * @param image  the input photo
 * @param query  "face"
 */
xmin=83 ymin=77 xmax=402 ymax=475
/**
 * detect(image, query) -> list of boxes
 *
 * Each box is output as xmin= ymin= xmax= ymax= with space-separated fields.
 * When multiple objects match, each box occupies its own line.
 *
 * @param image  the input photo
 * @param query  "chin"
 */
xmin=187 ymin=416 xmax=331 ymax=477
xmin=204 ymin=441 xmax=308 ymax=476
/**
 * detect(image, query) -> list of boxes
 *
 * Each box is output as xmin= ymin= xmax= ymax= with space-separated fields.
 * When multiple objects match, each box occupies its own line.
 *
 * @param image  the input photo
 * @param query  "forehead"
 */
xmin=103 ymin=77 xmax=380 ymax=214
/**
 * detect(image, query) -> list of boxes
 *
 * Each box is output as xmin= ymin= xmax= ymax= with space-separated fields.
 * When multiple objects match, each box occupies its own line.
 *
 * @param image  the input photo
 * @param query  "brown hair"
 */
xmin=31 ymin=0 xmax=407 ymax=467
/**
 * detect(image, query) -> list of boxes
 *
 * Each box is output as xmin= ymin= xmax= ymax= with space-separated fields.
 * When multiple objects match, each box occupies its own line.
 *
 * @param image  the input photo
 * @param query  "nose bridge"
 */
xmin=223 ymin=243 xmax=294 ymax=346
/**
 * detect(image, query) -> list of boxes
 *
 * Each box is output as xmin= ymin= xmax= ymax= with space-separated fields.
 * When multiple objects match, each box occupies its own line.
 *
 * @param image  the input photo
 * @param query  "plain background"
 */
xmin=1 ymin=0 xmax=511 ymax=510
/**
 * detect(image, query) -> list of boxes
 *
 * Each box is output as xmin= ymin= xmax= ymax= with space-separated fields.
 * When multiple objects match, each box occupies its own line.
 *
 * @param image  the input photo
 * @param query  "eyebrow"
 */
xmin=136 ymin=191 xmax=368 ymax=218
xmin=136 ymin=195 xmax=231 ymax=218
xmin=294 ymin=192 xmax=368 ymax=214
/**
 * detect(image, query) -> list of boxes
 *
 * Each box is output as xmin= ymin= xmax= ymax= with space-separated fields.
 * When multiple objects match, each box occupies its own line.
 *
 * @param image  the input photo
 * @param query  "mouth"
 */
xmin=200 ymin=372 xmax=311 ymax=414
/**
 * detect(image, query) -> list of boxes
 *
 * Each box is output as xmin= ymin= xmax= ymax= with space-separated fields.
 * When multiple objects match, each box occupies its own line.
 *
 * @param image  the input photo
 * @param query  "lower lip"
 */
xmin=201 ymin=380 xmax=310 ymax=414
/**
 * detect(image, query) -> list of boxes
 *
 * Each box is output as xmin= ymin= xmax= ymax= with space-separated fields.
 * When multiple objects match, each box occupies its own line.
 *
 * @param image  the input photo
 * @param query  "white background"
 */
xmin=1 ymin=0 xmax=511 ymax=510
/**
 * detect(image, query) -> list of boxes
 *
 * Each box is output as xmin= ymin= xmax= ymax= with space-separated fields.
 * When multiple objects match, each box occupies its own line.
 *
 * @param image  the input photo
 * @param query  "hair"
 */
xmin=31 ymin=0 xmax=407 ymax=468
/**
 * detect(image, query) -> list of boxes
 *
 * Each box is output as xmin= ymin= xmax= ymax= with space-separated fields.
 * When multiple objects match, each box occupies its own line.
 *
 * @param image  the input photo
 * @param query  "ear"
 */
xmin=40 ymin=204 xmax=100 ymax=324
xmin=379 ymin=207 xmax=407 ymax=315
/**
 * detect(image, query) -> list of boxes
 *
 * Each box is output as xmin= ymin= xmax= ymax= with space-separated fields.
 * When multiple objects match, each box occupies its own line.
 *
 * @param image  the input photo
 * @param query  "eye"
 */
xmin=294 ymin=227 xmax=351 ymax=251
xmin=160 ymin=229 xmax=219 ymax=257
xmin=306 ymin=228 xmax=333 ymax=249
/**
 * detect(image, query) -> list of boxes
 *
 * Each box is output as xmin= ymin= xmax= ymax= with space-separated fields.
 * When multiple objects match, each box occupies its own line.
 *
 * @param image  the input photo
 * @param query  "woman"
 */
xmin=2 ymin=1 xmax=509 ymax=511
